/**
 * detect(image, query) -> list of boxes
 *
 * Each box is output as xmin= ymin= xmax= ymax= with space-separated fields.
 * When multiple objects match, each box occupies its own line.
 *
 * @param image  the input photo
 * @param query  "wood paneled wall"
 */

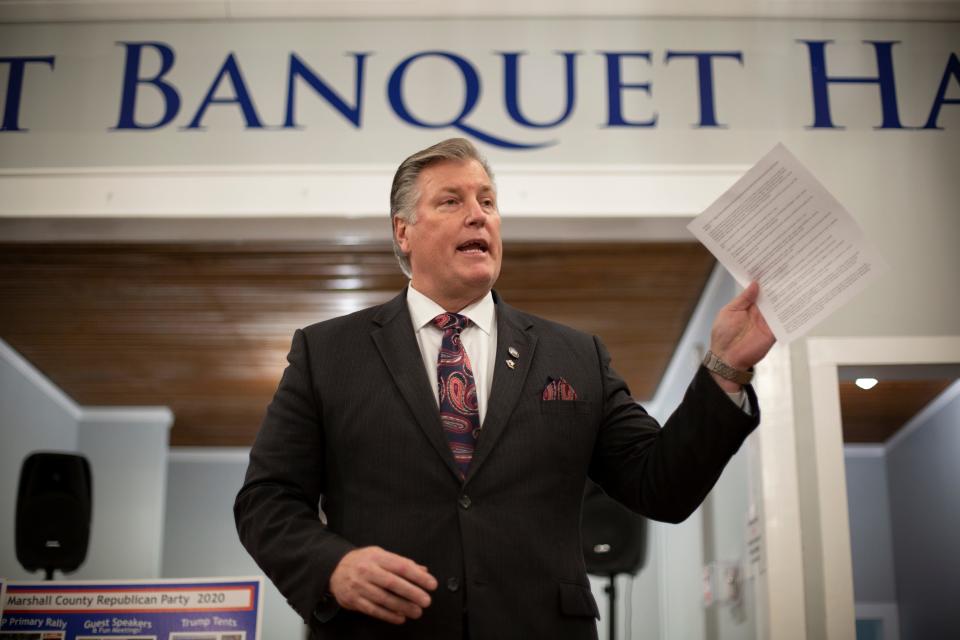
xmin=0 ymin=242 xmax=714 ymax=446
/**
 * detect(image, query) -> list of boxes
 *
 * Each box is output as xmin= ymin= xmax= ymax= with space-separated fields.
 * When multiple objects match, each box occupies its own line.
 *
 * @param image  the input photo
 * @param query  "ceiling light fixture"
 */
xmin=855 ymin=377 xmax=879 ymax=390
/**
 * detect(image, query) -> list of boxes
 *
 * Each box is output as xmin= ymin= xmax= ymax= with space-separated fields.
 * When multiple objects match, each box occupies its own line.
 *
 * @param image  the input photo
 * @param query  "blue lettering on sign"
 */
xmin=664 ymin=50 xmax=743 ymax=128
xmin=187 ymin=53 xmax=263 ymax=129
xmin=387 ymin=50 xmax=550 ymax=149
xmin=284 ymin=52 xmax=370 ymax=128
xmin=800 ymin=40 xmax=906 ymax=129
xmin=923 ymin=52 xmax=960 ymax=130
xmin=500 ymin=51 xmax=578 ymax=129
xmin=2 ymin=38 xmax=953 ymax=144
xmin=114 ymin=42 xmax=180 ymax=130
xmin=0 ymin=55 xmax=55 ymax=132
xmin=600 ymin=51 xmax=657 ymax=128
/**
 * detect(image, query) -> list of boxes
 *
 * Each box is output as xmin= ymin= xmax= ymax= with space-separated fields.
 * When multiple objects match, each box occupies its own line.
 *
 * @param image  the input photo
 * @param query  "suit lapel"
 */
xmin=371 ymin=291 xmax=463 ymax=482
xmin=465 ymin=296 xmax=537 ymax=485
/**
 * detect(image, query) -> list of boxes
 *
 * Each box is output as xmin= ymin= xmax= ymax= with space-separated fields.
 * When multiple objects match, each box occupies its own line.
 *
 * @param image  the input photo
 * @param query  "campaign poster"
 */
xmin=0 ymin=577 xmax=262 ymax=640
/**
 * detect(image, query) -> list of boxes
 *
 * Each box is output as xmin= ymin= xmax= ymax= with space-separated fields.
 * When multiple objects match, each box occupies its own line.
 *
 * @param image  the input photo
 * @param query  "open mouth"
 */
xmin=456 ymin=239 xmax=489 ymax=254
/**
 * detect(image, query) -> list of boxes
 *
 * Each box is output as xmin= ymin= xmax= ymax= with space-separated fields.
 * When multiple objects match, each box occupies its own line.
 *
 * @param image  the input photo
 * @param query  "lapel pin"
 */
xmin=506 ymin=359 xmax=516 ymax=369
xmin=508 ymin=347 xmax=519 ymax=358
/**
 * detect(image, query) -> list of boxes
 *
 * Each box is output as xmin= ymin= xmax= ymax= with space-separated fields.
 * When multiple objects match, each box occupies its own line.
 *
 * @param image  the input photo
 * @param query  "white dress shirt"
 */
xmin=406 ymin=284 xmax=498 ymax=425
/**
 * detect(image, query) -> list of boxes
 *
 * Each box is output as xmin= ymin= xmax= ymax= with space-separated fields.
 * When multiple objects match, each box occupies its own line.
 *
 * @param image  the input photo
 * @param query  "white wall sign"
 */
xmin=0 ymin=19 xmax=956 ymax=168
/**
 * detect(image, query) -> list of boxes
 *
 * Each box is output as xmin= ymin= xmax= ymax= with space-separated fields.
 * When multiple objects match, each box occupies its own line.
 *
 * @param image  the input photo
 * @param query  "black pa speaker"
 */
xmin=581 ymin=481 xmax=647 ymax=577
xmin=16 ymin=452 xmax=93 ymax=578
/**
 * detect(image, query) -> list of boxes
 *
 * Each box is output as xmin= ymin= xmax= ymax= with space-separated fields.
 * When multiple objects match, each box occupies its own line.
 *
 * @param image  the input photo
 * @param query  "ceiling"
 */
xmin=1 ymin=0 xmax=957 ymax=22
xmin=839 ymin=364 xmax=960 ymax=444
xmin=0 ymin=241 xmax=715 ymax=446
xmin=839 ymin=379 xmax=954 ymax=443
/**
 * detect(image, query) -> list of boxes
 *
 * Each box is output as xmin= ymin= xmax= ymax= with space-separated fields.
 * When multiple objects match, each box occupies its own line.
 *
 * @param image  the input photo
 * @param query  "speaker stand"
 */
xmin=604 ymin=574 xmax=617 ymax=640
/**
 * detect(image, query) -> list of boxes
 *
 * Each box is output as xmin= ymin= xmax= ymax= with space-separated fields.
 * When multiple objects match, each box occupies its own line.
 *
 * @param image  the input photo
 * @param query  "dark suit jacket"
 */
xmin=234 ymin=289 xmax=759 ymax=639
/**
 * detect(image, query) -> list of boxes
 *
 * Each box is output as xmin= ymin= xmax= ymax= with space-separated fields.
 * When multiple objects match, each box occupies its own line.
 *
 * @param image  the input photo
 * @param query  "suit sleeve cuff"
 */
xmin=312 ymin=593 xmax=341 ymax=623
xmin=300 ymin=537 xmax=355 ymax=626
xmin=695 ymin=365 xmax=760 ymax=433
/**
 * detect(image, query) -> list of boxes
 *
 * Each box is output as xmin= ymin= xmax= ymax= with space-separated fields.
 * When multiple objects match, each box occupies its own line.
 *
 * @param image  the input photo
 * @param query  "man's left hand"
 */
xmin=709 ymin=281 xmax=776 ymax=392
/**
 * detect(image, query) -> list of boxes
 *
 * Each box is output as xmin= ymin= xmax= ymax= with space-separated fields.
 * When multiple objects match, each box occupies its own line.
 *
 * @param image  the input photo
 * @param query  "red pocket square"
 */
xmin=542 ymin=377 xmax=578 ymax=401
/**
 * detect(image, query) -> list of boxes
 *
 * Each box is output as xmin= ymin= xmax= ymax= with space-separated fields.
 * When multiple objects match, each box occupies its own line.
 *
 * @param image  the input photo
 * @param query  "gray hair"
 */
xmin=390 ymin=138 xmax=495 ymax=278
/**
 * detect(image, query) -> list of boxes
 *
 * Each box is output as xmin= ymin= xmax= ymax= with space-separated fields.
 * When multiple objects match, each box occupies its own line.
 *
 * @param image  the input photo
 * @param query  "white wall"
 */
xmin=704 ymin=448 xmax=757 ymax=640
xmin=73 ymin=408 xmax=170 ymax=579
xmin=163 ymin=449 xmax=306 ymax=640
xmin=844 ymin=451 xmax=898 ymax=605
xmin=0 ymin=338 xmax=172 ymax=581
xmin=645 ymin=265 xmax=759 ymax=640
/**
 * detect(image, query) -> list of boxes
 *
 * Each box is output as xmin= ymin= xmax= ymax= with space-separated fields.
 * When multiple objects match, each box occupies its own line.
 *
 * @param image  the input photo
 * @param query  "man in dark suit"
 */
xmin=234 ymin=138 xmax=775 ymax=639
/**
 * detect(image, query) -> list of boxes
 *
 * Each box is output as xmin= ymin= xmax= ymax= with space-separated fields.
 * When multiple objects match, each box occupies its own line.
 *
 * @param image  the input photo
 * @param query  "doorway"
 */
xmin=842 ymin=364 xmax=960 ymax=639
xmin=806 ymin=337 xmax=960 ymax=639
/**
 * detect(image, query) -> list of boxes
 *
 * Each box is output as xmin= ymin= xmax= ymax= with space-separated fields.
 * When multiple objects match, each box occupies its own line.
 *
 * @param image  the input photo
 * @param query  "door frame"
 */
xmin=805 ymin=335 xmax=960 ymax=639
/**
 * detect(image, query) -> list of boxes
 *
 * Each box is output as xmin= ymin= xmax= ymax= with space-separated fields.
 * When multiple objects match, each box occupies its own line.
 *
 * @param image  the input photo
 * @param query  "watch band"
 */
xmin=702 ymin=350 xmax=754 ymax=385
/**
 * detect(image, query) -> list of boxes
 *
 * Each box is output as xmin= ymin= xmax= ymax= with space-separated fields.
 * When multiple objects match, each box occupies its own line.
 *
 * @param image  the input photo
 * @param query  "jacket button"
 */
xmin=458 ymin=494 xmax=472 ymax=509
xmin=446 ymin=577 xmax=460 ymax=592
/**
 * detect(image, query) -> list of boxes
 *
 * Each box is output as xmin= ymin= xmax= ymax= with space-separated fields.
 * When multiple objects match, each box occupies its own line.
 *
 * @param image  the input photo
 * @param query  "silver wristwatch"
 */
xmin=702 ymin=350 xmax=754 ymax=385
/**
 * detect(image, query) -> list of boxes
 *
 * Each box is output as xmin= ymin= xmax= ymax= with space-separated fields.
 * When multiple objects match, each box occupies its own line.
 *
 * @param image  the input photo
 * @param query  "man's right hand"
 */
xmin=329 ymin=546 xmax=438 ymax=625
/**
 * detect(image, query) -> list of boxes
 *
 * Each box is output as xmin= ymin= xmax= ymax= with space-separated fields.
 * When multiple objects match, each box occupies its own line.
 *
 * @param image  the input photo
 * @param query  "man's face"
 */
xmin=394 ymin=158 xmax=502 ymax=310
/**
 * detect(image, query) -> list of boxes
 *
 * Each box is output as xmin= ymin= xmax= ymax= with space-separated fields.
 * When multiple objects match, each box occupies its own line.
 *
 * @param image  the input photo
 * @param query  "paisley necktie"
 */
xmin=432 ymin=313 xmax=481 ymax=479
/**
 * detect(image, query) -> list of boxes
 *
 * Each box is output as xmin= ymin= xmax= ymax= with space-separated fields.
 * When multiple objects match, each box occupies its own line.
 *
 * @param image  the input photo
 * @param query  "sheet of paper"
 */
xmin=688 ymin=143 xmax=887 ymax=343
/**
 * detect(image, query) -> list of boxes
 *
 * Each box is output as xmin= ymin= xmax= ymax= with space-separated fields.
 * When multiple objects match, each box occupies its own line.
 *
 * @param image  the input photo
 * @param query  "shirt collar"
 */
xmin=406 ymin=284 xmax=495 ymax=335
